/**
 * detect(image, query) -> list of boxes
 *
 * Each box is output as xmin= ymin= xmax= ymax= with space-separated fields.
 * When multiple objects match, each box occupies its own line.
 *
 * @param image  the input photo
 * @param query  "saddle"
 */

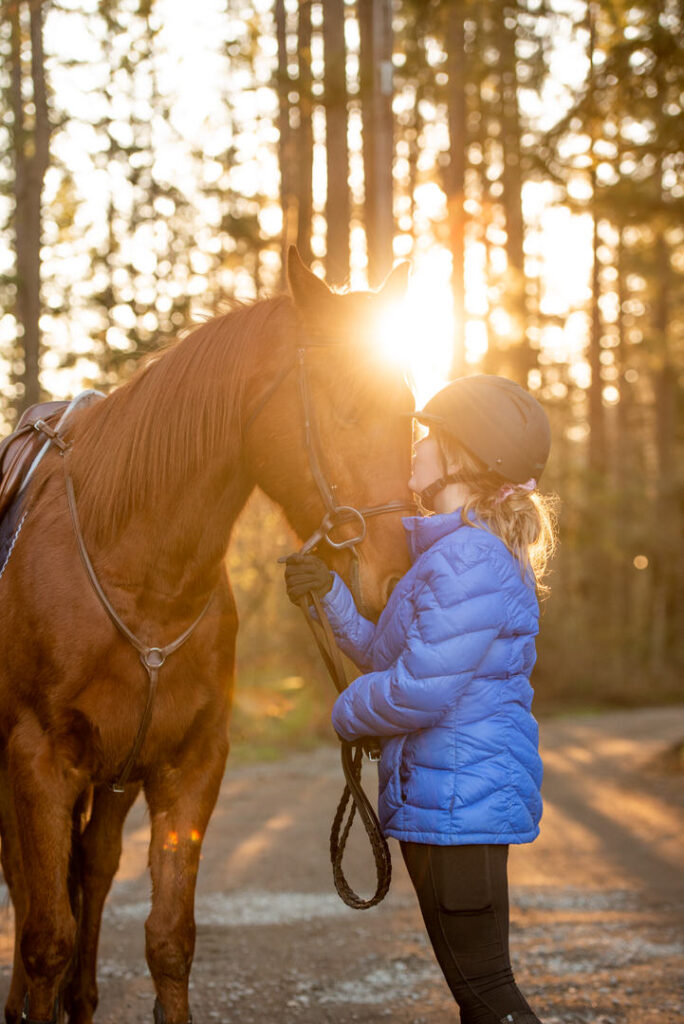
xmin=0 ymin=391 xmax=106 ymax=526
xmin=0 ymin=401 xmax=70 ymax=524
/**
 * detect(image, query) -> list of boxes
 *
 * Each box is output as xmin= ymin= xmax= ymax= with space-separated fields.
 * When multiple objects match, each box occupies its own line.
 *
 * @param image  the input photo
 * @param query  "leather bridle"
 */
xmin=247 ymin=342 xmax=415 ymax=909
xmin=245 ymin=343 xmax=416 ymax=574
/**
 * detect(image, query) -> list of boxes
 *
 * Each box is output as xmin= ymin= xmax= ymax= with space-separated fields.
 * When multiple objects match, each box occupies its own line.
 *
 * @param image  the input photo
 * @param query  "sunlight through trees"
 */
xmin=1 ymin=0 xmax=682 ymax=715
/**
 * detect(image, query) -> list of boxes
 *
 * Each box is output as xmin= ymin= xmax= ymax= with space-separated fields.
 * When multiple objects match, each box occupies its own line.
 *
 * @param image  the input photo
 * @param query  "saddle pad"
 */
xmin=0 ymin=402 xmax=69 ymax=524
xmin=0 ymin=491 xmax=26 ymax=583
xmin=0 ymin=390 xmax=105 ymax=526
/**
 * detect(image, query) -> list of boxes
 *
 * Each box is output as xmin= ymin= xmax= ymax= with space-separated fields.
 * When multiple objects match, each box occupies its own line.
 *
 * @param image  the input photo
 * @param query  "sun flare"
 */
xmin=376 ymin=248 xmax=456 ymax=407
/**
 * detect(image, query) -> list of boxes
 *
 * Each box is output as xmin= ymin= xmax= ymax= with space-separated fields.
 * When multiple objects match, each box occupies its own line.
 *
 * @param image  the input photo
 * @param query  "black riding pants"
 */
xmin=400 ymin=842 xmax=536 ymax=1024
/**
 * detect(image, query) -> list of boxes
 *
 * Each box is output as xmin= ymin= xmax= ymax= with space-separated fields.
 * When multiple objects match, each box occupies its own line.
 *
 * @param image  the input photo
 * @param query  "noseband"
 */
xmin=245 ymin=343 xmax=416 ymax=575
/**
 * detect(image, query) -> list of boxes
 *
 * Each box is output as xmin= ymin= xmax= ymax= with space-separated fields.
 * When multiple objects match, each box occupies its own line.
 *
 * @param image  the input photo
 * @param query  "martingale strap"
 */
xmin=63 ymin=468 xmax=213 ymax=792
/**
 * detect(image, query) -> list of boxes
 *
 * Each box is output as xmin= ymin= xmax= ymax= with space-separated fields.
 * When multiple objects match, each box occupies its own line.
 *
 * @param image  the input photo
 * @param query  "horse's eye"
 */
xmin=333 ymin=404 xmax=361 ymax=428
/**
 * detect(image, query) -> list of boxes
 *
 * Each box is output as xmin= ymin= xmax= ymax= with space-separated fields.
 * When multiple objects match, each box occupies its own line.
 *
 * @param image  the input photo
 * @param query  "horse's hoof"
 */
xmin=153 ymin=998 xmax=193 ymax=1024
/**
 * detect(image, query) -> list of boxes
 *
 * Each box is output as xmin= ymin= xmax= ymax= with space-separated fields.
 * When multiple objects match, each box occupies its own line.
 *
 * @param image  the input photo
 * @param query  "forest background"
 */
xmin=2 ymin=0 xmax=682 ymax=754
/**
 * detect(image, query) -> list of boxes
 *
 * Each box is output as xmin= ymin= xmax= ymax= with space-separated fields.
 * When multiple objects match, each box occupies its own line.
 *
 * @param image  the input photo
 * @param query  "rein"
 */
xmin=250 ymin=342 xmax=414 ymax=909
xmin=301 ymin=593 xmax=392 ymax=909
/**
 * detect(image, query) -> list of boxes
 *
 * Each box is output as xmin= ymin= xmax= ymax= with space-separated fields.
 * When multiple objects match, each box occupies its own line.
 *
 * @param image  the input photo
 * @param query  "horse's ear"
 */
xmin=287 ymin=246 xmax=332 ymax=313
xmin=378 ymin=261 xmax=411 ymax=303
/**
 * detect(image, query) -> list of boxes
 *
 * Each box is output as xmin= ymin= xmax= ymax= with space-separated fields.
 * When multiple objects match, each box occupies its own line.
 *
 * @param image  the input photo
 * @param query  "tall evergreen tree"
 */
xmin=296 ymin=0 xmax=314 ymax=267
xmin=323 ymin=0 xmax=350 ymax=284
xmin=359 ymin=0 xmax=394 ymax=285
xmin=445 ymin=1 xmax=468 ymax=376
xmin=534 ymin=0 xmax=684 ymax=690
xmin=5 ymin=0 xmax=51 ymax=414
xmin=55 ymin=0 xmax=209 ymax=387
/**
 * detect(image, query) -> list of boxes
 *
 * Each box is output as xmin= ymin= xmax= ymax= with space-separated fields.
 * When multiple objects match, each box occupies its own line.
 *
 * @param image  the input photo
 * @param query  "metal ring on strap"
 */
xmin=324 ymin=505 xmax=367 ymax=550
xmin=63 ymin=465 xmax=213 ymax=793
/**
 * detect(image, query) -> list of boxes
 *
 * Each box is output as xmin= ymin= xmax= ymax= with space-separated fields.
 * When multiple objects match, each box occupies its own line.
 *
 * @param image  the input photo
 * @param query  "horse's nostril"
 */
xmin=385 ymin=576 xmax=401 ymax=603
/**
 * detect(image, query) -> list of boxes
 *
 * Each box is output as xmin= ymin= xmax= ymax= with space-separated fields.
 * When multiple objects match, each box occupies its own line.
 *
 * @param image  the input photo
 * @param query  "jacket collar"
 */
xmin=403 ymin=507 xmax=479 ymax=561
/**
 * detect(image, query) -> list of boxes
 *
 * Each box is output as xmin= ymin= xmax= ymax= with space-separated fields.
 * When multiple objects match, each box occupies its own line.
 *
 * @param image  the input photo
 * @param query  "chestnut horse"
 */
xmin=0 ymin=250 xmax=415 ymax=1024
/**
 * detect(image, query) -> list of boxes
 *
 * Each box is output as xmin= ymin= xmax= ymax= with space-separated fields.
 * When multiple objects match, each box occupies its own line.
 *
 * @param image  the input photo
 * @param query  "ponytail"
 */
xmin=435 ymin=432 xmax=559 ymax=599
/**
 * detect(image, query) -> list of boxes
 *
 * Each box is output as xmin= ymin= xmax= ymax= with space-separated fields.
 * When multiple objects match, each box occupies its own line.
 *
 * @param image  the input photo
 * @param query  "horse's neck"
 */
xmin=66 ymin=310 xmax=293 ymax=600
xmin=117 ymin=464 xmax=254 ymax=599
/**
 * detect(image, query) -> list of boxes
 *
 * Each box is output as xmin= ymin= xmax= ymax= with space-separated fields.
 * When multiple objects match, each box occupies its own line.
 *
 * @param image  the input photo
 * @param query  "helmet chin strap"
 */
xmin=419 ymin=472 xmax=465 ymax=512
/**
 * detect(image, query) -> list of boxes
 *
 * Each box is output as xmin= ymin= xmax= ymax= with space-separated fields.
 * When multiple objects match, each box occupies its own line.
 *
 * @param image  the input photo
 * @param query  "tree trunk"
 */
xmin=587 ymin=6 xmax=605 ymax=476
xmin=275 ymin=0 xmax=295 ymax=284
xmin=323 ymin=0 xmax=350 ymax=284
xmin=358 ymin=0 xmax=375 ymax=283
xmin=498 ymin=4 xmax=530 ymax=384
xmin=651 ymin=228 xmax=677 ymax=675
xmin=588 ymin=203 xmax=605 ymax=475
xmin=296 ymin=0 xmax=313 ymax=266
xmin=9 ymin=0 xmax=50 ymax=412
xmin=445 ymin=2 xmax=467 ymax=377
xmin=359 ymin=0 xmax=394 ymax=286
xmin=612 ymin=228 xmax=631 ymax=677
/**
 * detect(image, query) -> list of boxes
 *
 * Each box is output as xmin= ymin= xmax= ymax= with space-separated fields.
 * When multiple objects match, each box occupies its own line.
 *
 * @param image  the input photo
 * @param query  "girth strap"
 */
xmin=64 ymin=468 xmax=213 ymax=792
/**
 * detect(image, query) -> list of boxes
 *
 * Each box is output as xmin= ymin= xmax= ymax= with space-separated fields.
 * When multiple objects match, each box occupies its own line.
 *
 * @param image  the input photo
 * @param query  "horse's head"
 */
xmin=244 ymin=248 xmax=415 ymax=620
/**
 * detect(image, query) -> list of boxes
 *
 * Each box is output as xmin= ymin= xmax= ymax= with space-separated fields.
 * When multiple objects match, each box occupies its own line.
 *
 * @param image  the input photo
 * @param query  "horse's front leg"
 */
xmin=144 ymin=723 xmax=228 ymax=1024
xmin=0 ymin=758 xmax=30 ymax=1024
xmin=64 ymin=782 xmax=141 ymax=1024
xmin=7 ymin=715 xmax=88 ymax=1023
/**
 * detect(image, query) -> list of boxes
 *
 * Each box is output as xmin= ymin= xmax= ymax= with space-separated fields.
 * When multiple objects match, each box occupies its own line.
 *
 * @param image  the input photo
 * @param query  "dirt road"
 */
xmin=1 ymin=706 xmax=683 ymax=1023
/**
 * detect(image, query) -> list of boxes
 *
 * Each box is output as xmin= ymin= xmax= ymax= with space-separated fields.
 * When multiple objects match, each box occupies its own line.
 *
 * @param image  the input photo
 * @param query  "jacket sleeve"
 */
xmin=331 ymin=545 xmax=507 ymax=740
xmin=318 ymin=572 xmax=377 ymax=671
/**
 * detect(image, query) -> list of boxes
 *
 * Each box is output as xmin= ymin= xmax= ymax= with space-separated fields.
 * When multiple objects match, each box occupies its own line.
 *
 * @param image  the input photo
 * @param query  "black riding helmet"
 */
xmin=414 ymin=375 xmax=551 ymax=485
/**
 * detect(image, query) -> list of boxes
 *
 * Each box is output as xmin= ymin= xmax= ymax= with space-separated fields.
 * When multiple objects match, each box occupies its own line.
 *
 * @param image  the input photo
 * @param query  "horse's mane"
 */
xmin=68 ymin=296 xmax=294 ymax=544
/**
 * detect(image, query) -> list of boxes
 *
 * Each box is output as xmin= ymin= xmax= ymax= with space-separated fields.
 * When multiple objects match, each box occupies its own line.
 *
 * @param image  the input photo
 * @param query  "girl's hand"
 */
xmin=283 ymin=553 xmax=333 ymax=603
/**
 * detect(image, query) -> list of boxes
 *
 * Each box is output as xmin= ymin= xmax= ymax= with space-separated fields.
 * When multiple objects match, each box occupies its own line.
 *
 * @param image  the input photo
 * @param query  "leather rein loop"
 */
xmin=63 ymin=467 xmax=213 ymax=792
xmin=303 ymin=594 xmax=392 ymax=909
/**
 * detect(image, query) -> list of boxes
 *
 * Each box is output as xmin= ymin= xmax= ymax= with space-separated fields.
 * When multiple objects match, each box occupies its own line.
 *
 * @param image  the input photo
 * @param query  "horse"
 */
xmin=0 ymin=248 xmax=415 ymax=1024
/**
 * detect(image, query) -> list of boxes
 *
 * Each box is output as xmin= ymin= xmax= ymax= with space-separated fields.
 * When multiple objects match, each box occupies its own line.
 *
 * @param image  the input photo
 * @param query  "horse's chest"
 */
xmin=73 ymin=651 xmax=227 ymax=779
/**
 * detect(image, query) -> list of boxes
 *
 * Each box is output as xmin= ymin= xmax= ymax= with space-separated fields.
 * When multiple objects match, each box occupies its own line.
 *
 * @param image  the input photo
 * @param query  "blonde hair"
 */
xmin=435 ymin=431 xmax=559 ymax=599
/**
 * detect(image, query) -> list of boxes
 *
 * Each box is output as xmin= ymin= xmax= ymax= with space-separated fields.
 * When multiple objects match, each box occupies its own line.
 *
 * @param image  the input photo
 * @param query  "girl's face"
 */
xmin=408 ymin=432 xmax=444 ymax=496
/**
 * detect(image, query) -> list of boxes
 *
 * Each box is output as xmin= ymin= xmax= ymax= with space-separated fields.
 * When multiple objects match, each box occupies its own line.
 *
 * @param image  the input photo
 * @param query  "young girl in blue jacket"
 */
xmin=285 ymin=374 xmax=557 ymax=1024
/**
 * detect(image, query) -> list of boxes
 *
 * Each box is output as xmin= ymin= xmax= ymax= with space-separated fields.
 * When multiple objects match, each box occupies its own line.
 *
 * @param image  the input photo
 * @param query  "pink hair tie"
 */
xmin=495 ymin=478 xmax=536 ymax=504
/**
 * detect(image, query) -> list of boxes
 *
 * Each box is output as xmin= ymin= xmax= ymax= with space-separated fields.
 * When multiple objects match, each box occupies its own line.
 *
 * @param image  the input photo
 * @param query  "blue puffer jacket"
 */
xmin=326 ymin=509 xmax=543 ymax=845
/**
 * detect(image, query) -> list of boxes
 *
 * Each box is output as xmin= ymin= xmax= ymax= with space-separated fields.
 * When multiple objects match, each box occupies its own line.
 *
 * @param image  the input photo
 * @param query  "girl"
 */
xmin=285 ymin=374 xmax=557 ymax=1024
